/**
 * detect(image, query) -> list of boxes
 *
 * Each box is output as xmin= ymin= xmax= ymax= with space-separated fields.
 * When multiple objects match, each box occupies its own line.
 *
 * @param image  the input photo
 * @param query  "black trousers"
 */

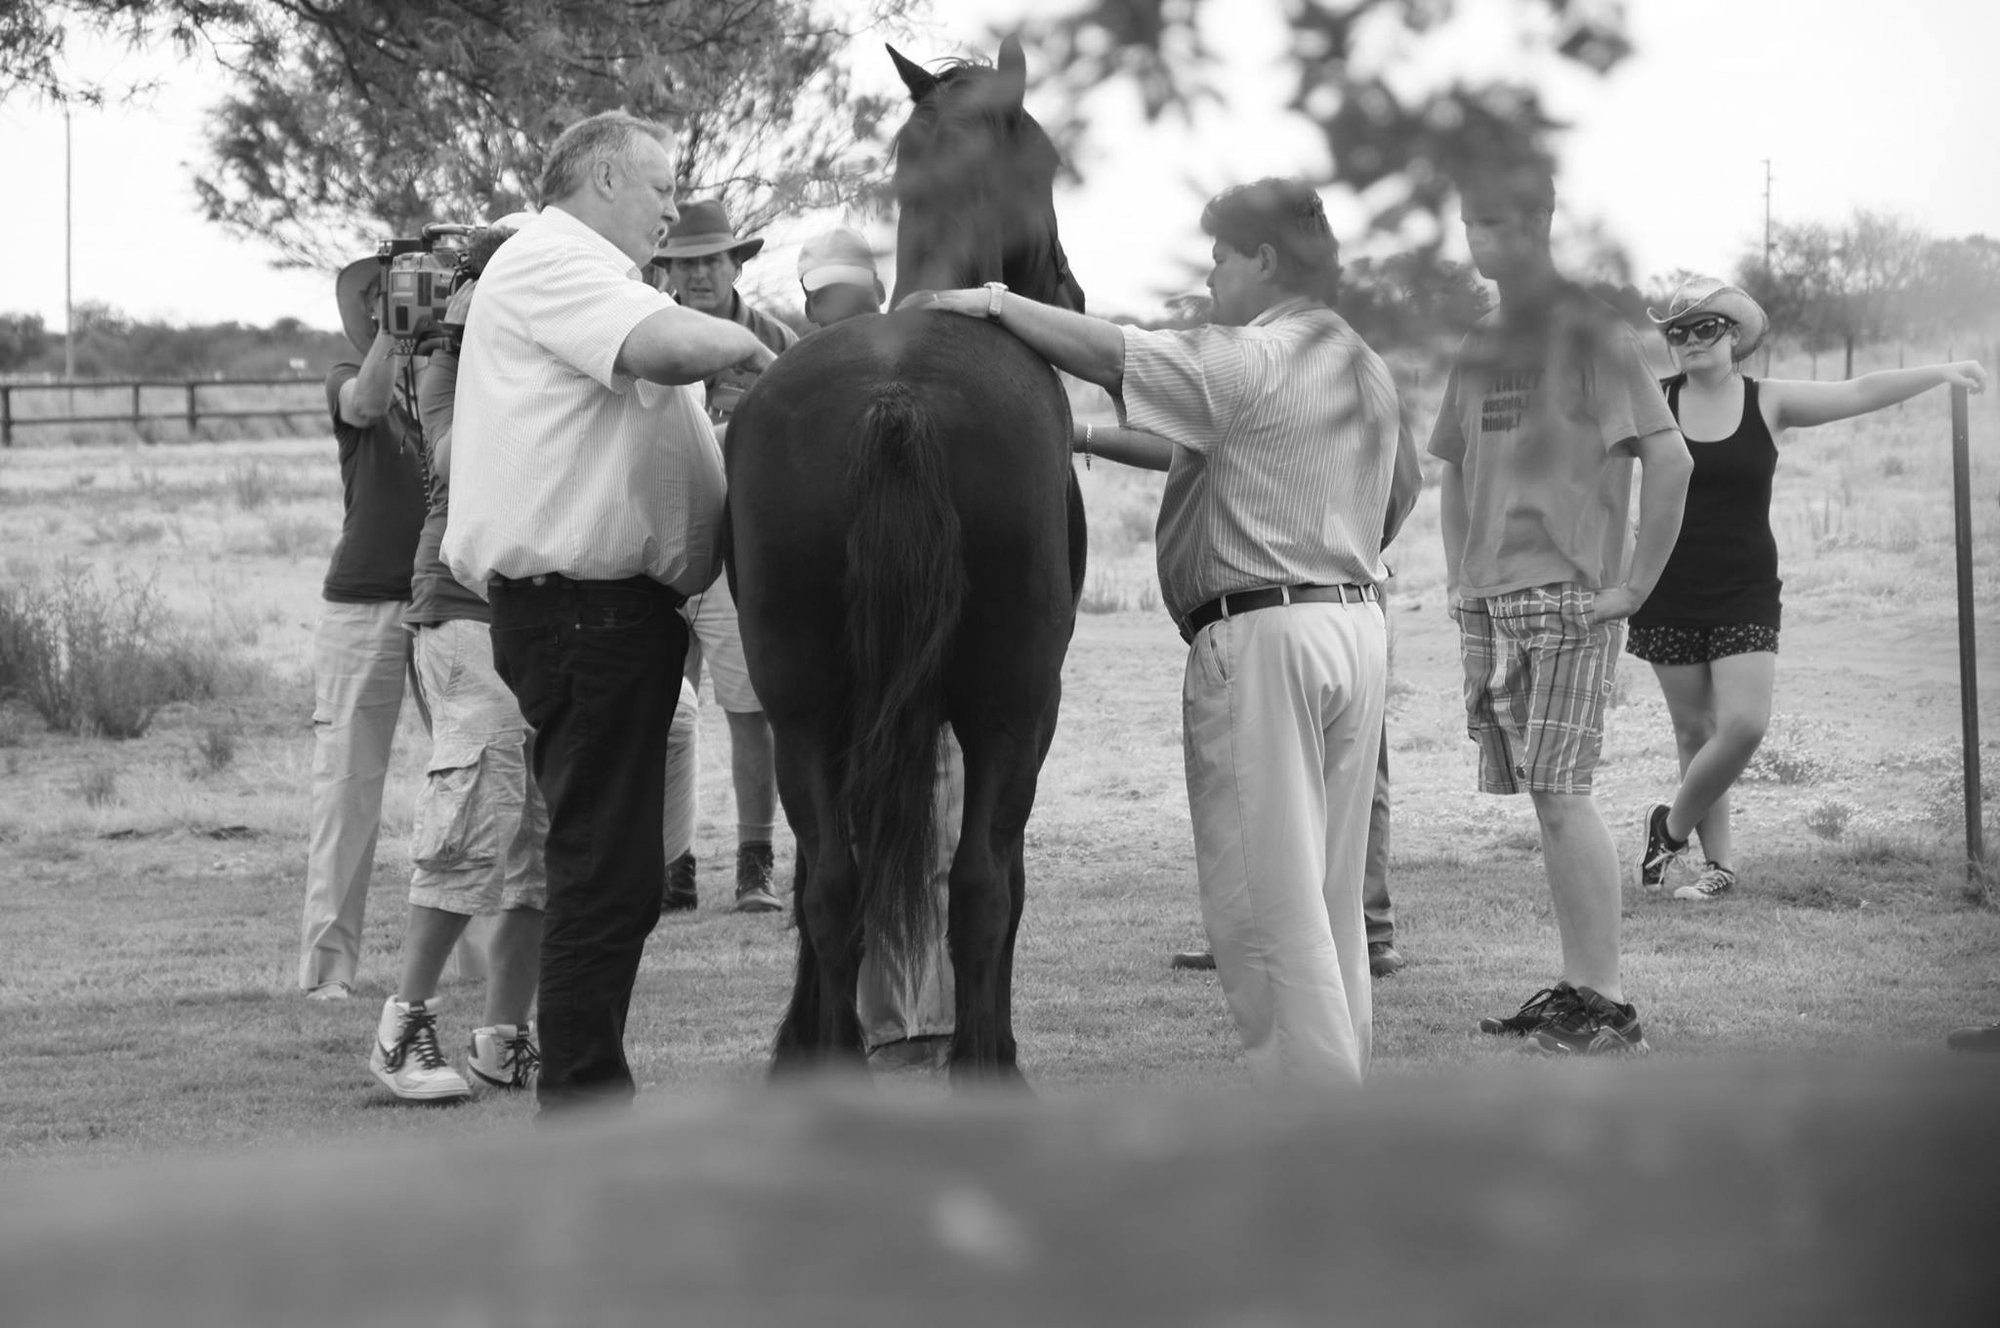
xmin=489 ymin=575 xmax=687 ymax=1113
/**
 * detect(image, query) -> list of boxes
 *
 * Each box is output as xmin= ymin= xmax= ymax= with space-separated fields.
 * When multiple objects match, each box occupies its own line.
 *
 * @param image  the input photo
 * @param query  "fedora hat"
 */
xmin=335 ymin=256 xmax=384 ymax=355
xmin=797 ymin=226 xmax=880 ymax=293
xmin=1648 ymin=275 xmax=1769 ymax=360
xmin=655 ymin=199 xmax=765 ymax=261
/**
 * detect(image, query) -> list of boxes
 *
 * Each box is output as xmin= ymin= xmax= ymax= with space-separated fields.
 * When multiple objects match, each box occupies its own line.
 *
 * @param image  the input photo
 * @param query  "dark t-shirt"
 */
xmin=1629 ymin=374 xmax=1783 ymax=629
xmin=405 ymin=351 xmax=491 ymax=625
xmin=322 ymin=362 xmax=428 ymax=604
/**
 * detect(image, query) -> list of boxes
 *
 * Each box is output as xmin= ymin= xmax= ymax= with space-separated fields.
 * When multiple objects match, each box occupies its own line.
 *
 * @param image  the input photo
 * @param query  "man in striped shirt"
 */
xmin=917 ymin=178 xmax=1413 ymax=1087
xmin=443 ymin=111 xmax=777 ymax=1114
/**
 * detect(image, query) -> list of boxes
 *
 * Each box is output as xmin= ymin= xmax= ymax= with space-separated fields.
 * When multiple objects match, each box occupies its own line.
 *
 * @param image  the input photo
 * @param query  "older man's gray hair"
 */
xmin=538 ymin=111 xmax=672 ymax=204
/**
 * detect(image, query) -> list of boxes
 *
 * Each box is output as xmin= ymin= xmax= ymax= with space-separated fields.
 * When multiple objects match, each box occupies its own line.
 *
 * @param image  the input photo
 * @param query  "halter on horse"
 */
xmin=724 ymin=36 xmax=1086 ymax=1083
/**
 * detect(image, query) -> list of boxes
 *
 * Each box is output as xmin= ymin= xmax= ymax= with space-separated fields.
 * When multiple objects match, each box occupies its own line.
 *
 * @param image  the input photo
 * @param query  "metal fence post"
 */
xmin=1951 ymin=385 xmax=1986 ymax=885
xmin=1 ymin=384 xmax=11 ymax=448
xmin=131 ymin=382 xmax=141 ymax=428
xmin=186 ymin=382 xmax=198 ymax=438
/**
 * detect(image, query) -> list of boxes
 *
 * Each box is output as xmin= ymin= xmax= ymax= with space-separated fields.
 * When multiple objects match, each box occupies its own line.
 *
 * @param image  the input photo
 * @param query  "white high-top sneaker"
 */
xmin=369 ymin=997 xmax=471 ymax=1102
xmin=466 ymin=1024 xmax=540 ymax=1091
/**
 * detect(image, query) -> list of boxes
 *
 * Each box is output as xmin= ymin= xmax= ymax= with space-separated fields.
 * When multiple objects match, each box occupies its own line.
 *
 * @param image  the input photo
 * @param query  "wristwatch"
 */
xmin=984 ymin=281 xmax=1007 ymax=320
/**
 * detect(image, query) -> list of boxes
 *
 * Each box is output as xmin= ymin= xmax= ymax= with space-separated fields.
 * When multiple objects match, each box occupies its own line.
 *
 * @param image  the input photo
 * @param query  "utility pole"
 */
xmin=64 ymin=101 xmax=75 ymax=384
xmin=1761 ymin=158 xmax=1773 ymax=376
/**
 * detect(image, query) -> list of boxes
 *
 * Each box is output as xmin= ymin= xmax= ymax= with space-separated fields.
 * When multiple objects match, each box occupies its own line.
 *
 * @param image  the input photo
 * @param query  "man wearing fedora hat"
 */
xmin=296 ymin=255 xmax=429 ymax=1002
xmin=648 ymin=199 xmax=799 ymax=914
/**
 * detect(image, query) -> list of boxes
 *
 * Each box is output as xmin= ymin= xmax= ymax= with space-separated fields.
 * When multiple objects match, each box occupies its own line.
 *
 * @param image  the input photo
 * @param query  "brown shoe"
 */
xmin=734 ymin=841 xmax=781 ymax=913
xmin=1368 ymin=940 xmax=1407 ymax=978
xmin=662 ymin=851 xmax=697 ymax=913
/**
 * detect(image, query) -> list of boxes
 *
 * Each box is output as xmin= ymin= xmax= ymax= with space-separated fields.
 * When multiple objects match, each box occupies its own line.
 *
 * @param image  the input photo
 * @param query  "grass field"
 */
xmin=2 ymin=349 xmax=1998 ymax=1175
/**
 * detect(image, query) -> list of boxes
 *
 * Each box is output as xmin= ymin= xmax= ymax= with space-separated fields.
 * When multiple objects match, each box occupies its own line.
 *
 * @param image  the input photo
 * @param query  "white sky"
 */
xmin=0 ymin=0 xmax=1995 ymax=330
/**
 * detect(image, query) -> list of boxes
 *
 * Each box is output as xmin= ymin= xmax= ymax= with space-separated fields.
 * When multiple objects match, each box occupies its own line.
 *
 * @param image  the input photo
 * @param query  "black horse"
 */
xmin=724 ymin=37 xmax=1087 ymax=1083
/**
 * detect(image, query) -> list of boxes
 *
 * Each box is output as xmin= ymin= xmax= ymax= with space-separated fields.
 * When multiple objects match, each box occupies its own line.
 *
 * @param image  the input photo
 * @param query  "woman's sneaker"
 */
xmin=370 ymin=997 xmax=471 ymax=1102
xmin=1639 ymin=802 xmax=1688 ymax=890
xmin=1532 ymin=986 xmax=1650 ymax=1055
xmin=1478 ymin=981 xmax=1580 ymax=1037
xmin=1674 ymin=861 xmax=1737 ymax=902
xmin=467 ymin=1024 xmax=540 ymax=1090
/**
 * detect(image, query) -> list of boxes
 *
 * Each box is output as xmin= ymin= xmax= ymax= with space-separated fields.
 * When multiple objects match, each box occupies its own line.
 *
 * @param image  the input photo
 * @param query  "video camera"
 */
xmin=377 ymin=223 xmax=477 ymax=350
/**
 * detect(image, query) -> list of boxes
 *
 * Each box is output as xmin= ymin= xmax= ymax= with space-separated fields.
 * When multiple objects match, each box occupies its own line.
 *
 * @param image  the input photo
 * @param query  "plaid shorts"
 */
xmin=1456 ymin=583 xmax=1621 ymax=795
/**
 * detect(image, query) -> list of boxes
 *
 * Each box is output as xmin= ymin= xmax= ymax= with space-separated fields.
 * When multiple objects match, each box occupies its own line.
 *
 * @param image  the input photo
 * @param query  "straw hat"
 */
xmin=654 ymin=199 xmax=765 ymax=261
xmin=797 ymin=227 xmax=880 ymax=293
xmin=1648 ymin=275 xmax=1769 ymax=360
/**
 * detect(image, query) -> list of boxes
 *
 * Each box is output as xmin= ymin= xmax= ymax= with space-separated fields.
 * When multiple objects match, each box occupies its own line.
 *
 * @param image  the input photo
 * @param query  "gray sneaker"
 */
xmin=1674 ymin=861 xmax=1737 ymax=902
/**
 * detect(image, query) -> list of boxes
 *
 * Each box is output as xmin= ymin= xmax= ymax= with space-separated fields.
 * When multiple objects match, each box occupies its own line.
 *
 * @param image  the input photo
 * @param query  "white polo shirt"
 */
xmin=443 ymin=205 xmax=726 ymax=596
xmin=1119 ymin=296 xmax=1402 ymax=629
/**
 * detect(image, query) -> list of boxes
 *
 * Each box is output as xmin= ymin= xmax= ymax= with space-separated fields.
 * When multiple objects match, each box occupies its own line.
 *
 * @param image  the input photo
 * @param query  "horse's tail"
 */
xmin=841 ymin=381 xmax=965 ymax=978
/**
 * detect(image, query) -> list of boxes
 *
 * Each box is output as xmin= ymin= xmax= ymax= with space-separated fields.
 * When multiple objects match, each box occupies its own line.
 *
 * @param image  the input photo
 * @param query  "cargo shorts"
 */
xmin=407 ymin=619 xmax=549 ymax=914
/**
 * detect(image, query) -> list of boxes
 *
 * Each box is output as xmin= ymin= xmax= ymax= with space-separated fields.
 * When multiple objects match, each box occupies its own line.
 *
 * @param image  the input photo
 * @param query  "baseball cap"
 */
xmin=798 ymin=227 xmax=879 ymax=293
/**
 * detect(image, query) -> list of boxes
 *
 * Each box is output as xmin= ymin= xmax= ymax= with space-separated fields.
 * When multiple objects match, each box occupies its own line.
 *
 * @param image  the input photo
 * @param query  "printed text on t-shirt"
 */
xmin=1481 ymin=370 xmax=1541 ymax=434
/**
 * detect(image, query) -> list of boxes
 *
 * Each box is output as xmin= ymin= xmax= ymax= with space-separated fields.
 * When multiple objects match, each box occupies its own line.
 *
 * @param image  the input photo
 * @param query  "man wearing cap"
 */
xmin=647 ymin=199 xmax=798 ymax=913
xmin=295 ymin=254 xmax=429 ymax=1002
xmin=443 ymin=111 xmax=776 ymax=1113
xmin=796 ymin=226 xmax=956 ymax=1069
xmin=911 ymin=178 xmax=1406 ymax=1088
xmin=1432 ymin=155 xmax=1691 ymax=1056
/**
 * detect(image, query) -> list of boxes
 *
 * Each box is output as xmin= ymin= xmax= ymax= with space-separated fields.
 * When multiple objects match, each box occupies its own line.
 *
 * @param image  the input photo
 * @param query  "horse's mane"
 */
xmin=891 ymin=58 xmax=1082 ymax=311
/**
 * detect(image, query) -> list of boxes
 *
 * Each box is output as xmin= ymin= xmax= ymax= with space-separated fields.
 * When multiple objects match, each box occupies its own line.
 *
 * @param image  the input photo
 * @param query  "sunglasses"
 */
xmin=1664 ymin=315 xmax=1734 ymax=347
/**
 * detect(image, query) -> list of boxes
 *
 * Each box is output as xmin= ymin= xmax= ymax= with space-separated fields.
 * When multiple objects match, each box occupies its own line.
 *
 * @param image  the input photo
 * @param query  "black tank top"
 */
xmin=1630 ymin=374 xmax=1782 ymax=629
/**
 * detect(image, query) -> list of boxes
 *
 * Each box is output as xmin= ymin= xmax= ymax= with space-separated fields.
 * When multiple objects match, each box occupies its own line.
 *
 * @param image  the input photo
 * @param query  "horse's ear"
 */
xmin=995 ymin=35 xmax=1027 ymax=111
xmin=887 ymin=44 xmax=938 ymax=101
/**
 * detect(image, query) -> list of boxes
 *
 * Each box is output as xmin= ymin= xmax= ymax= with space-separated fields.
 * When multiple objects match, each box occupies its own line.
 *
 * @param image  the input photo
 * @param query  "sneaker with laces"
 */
xmin=734 ymin=840 xmax=782 ymax=913
xmin=663 ymin=850 xmax=698 ymax=913
xmin=466 ymin=1024 xmax=540 ymax=1090
xmin=369 ymin=997 xmax=471 ymax=1102
xmin=1531 ymin=985 xmax=1650 ymax=1055
xmin=306 ymin=981 xmax=352 ymax=1001
xmin=1639 ymin=802 xmax=1688 ymax=890
xmin=1478 ymin=981 xmax=1580 ymax=1037
xmin=1674 ymin=861 xmax=1737 ymax=902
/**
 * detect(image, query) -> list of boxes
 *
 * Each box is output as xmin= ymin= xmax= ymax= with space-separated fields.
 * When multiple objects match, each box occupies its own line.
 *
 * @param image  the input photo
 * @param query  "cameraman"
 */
xmin=444 ymin=111 xmax=775 ymax=1115
xmin=296 ymin=258 xmax=429 ymax=1001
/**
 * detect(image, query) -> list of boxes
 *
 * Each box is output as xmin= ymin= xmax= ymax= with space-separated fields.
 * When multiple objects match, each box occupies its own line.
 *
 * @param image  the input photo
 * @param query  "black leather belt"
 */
xmin=1181 ymin=583 xmax=1378 ymax=643
xmin=489 ymin=572 xmax=684 ymax=605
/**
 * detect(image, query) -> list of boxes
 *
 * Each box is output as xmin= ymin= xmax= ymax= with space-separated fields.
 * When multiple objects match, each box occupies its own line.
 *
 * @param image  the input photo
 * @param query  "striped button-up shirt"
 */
xmin=443 ymin=206 xmax=727 ymax=597
xmin=1119 ymin=296 xmax=1403 ymax=629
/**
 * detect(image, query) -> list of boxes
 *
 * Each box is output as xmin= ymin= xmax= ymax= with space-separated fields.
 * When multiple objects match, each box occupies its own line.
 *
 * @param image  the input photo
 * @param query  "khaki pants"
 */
xmin=857 ymin=730 xmax=962 ymax=1049
xmin=297 ymin=600 xmax=414 ymax=991
xmin=1184 ymin=601 xmax=1386 ymax=1088
xmin=661 ymin=677 xmax=699 ymax=863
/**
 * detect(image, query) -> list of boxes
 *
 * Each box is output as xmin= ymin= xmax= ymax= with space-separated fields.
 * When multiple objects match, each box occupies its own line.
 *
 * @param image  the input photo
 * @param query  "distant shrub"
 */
xmin=261 ymin=513 xmax=331 ymax=559
xmin=1744 ymin=714 xmax=1835 ymax=786
xmin=1803 ymin=799 xmax=1853 ymax=842
xmin=70 ymin=760 xmax=120 ymax=808
xmin=229 ymin=461 xmax=275 ymax=510
xmin=0 ymin=564 xmax=246 ymax=739
xmin=0 ymin=708 xmax=24 ymax=748
xmin=192 ymin=724 xmax=239 ymax=776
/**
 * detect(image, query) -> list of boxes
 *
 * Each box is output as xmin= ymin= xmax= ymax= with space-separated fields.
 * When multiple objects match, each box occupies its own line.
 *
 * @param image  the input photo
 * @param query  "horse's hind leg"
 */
xmin=771 ymin=726 xmax=866 ymax=1074
xmin=946 ymin=721 xmax=1043 ymax=1089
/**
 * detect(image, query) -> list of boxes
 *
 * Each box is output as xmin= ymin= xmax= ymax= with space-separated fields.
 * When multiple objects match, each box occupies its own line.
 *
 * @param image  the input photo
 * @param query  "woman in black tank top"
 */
xmin=1633 ymin=277 xmax=1987 ymax=902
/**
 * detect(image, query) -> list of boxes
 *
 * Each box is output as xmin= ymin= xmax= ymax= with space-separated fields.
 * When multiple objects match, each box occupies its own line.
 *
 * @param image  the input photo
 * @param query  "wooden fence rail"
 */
xmin=0 ymin=376 xmax=324 ymax=447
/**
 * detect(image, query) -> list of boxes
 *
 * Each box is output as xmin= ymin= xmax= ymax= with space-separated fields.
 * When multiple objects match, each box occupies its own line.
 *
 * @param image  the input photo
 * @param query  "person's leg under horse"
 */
xmin=1665 ymin=651 xmax=1775 ymax=863
xmin=490 ymin=579 xmax=681 ymax=1113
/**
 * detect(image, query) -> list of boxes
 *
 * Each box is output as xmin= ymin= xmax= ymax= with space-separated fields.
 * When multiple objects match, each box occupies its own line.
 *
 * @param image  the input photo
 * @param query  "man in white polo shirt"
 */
xmin=444 ymin=110 xmax=776 ymax=1113
xmin=914 ymin=178 xmax=1407 ymax=1087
